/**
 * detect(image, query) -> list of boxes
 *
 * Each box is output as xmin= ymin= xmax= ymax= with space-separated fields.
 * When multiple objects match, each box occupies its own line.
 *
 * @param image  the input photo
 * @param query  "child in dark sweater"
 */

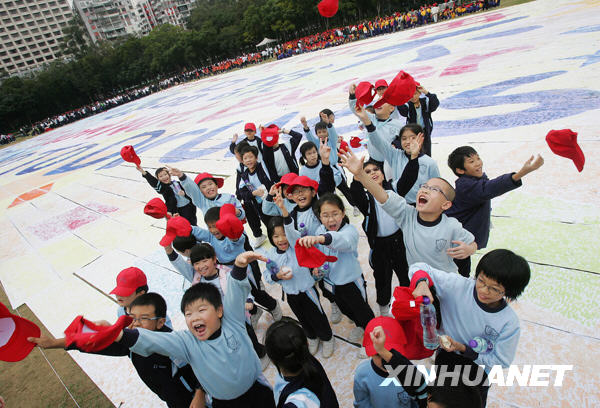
xmin=136 ymin=165 xmax=197 ymax=225
xmin=445 ymin=146 xmax=544 ymax=276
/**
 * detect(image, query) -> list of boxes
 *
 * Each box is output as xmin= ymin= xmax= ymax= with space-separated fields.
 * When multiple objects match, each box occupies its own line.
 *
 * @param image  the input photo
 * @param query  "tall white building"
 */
xmin=75 ymin=0 xmax=196 ymax=42
xmin=74 ymin=0 xmax=137 ymax=43
xmin=0 ymin=0 xmax=74 ymax=76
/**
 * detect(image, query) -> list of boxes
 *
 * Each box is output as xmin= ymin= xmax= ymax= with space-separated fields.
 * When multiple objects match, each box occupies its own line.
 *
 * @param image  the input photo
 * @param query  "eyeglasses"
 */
xmin=292 ymin=186 xmax=312 ymax=196
xmin=419 ymin=183 xmax=449 ymax=200
xmin=475 ymin=277 xmax=505 ymax=297
xmin=320 ymin=211 xmax=343 ymax=221
xmin=128 ymin=316 xmax=161 ymax=323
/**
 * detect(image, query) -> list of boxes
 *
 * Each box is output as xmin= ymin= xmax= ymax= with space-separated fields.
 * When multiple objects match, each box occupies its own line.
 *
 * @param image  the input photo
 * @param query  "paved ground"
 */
xmin=1 ymin=0 xmax=599 ymax=406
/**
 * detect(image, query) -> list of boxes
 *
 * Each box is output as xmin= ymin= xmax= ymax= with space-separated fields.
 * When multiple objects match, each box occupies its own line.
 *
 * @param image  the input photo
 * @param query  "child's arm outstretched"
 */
xmin=317 ymin=137 xmax=337 ymax=195
xmin=297 ymin=225 xmax=358 ymax=253
xmin=166 ymin=166 xmax=208 ymax=210
xmin=138 ymin=164 xmax=177 ymax=215
xmin=300 ymin=116 xmax=318 ymax=145
xmin=512 ymin=154 xmax=544 ymax=182
xmin=226 ymin=252 xmax=269 ymax=323
xmin=395 ymin=133 xmax=423 ymax=196
xmin=339 ymin=149 xmax=413 ymax=226
xmin=164 ymin=243 xmax=195 ymax=283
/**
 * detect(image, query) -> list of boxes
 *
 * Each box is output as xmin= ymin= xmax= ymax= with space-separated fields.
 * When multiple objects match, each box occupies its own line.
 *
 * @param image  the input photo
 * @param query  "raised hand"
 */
xmin=370 ymin=326 xmax=387 ymax=354
xmin=338 ymin=149 xmax=365 ymax=177
xmin=349 ymin=83 xmax=357 ymax=95
xmin=165 ymin=165 xmax=183 ymax=178
xmin=409 ymin=132 xmax=425 ymax=159
xmin=521 ymin=154 xmax=544 ymax=174
xmin=319 ymin=111 xmax=330 ymax=125
xmin=354 ymin=104 xmax=370 ymax=124
xmin=300 ymin=116 xmax=309 ymax=130
xmin=232 ymin=133 xmax=239 ymax=143
xmin=135 ymin=164 xmax=144 ymax=174
xmin=235 ymin=251 xmax=268 ymax=268
xmin=320 ymin=137 xmax=331 ymax=165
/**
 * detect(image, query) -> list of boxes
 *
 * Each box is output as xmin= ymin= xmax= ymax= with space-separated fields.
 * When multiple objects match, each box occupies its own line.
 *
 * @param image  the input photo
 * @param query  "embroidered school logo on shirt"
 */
xmin=225 ymin=333 xmax=240 ymax=351
xmin=435 ymin=239 xmax=447 ymax=251
xmin=484 ymin=325 xmax=500 ymax=342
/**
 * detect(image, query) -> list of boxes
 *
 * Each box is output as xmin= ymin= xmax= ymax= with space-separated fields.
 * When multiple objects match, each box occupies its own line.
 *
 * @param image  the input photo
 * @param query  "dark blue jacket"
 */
xmin=445 ymin=172 xmax=521 ymax=249
xmin=398 ymin=93 xmax=439 ymax=156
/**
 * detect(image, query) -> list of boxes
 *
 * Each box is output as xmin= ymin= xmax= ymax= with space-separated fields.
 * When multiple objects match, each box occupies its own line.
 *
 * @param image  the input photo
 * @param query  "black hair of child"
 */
xmin=204 ymin=206 xmax=221 ymax=224
xmin=266 ymin=216 xmax=285 ymax=247
xmin=190 ymin=243 xmax=216 ymax=265
xmin=173 ymin=235 xmax=196 ymax=252
xmin=427 ymin=383 xmax=482 ymax=408
xmin=475 ymin=249 xmax=530 ymax=301
xmin=130 ymin=292 xmax=167 ymax=318
xmin=180 ymin=282 xmax=222 ymax=314
xmin=136 ymin=285 xmax=149 ymax=295
xmin=448 ymin=146 xmax=478 ymax=176
xmin=265 ymin=319 xmax=322 ymax=399
xmin=155 ymin=167 xmax=169 ymax=178
xmin=234 ymin=140 xmax=251 ymax=155
xmin=313 ymin=193 xmax=350 ymax=225
xmin=240 ymin=145 xmax=259 ymax=158
xmin=314 ymin=121 xmax=328 ymax=133
xmin=299 ymin=141 xmax=318 ymax=166
xmin=319 ymin=108 xmax=334 ymax=118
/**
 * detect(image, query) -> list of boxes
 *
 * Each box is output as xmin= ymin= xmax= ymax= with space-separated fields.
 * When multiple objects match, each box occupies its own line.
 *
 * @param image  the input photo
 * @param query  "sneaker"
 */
xmin=260 ymin=354 xmax=271 ymax=371
xmin=330 ymin=303 xmax=342 ymax=324
xmin=353 ymin=206 xmax=361 ymax=217
xmin=322 ymin=338 xmax=335 ymax=358
xmin=348 ymin=327 xmax=365 ymax=344
xmin=307 ymin=338 xmax=320 ymax=355
xmin=250 ymin=307 xmax=263 ymax=330
xmin=270 ymin=302 xmax=283 ymax=321
xmin=379 ymin=304 xmax=390 ymax=317
xmin=252 ymin=234 xmax=267 ymax=248
xmin=357 ymin=346 xmax=369 ymax=359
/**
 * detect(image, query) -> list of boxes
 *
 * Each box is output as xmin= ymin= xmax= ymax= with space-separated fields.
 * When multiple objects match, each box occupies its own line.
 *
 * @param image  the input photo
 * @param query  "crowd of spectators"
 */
xmin=274 ymin=0 xmax=501 ymax=59
xmin=12 ymin=0 xmax=501 ymax=141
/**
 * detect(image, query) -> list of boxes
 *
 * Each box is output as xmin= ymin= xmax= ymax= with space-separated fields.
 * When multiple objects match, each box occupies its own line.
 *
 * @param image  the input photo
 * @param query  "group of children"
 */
xmin=28 ymin=79 xmax=544 ymax=408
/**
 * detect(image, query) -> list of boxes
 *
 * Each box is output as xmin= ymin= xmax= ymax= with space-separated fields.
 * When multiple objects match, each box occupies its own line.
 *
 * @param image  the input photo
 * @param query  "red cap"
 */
xmin=363 ymin=316 xmax=407 ymax=357
xmin=261 ymin=124 xmax=280 ymax=147
xmin=275 ymin=172 xmax=298 ymax=189
xmin=285 ymin=176 xmax=319 ymax=195
xmin=215 ymin=204 xmax=244 ymax=240
xmin=0 ymin=302 xmax=41 ymax=362
xmin=545 ymin=129 xmax=585 ymax=172
xmin=355 ymin=81 xmax=375 ymax=108
xmin=144 ymin=198 xmax=168 ymax=219
xmin=339 ymin=140 xmax=350 ymax=153
xmin=64 ymin=315 xmax=133 ymax=352
xmin=294 ymin=241 xmax=338 ymax=268
xmin=110 ymin=267 xmax=148 ymax=296
xmin=374 ymin=79 xmax=389 ymax=89
xmin=160 ymin=216 xmax=192 ymax=247
xmin=194 ymin=173 xmax=224 ymax=188
xmin=373 ymin=71 xmax=417 ymax=109
xmin=120 ymin=145 xmax=141 ymax=166
xmin=244 ymin=122 xmax=256 ymax=132
xmin=350 ymin=136 xmax=362 ymax=149
xmin=318 ymin=0 xmax=339 ymax=17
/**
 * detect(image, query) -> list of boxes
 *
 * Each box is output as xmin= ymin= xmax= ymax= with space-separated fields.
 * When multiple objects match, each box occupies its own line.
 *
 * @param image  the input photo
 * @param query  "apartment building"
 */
xmin=0 ymin=0 xmax=73 ymax=76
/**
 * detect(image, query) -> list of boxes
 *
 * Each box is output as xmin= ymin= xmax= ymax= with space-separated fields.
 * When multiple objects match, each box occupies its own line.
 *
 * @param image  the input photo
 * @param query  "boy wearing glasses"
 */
xmin=29 ymin=293 xmax=206 ymax=408
xmin=340 ymin=149 xmax=476 ymax=274
xmin=446 ymin=146 xmax=544 ymax=276
xmin=410 ymin=249 xmax=531 ymax=407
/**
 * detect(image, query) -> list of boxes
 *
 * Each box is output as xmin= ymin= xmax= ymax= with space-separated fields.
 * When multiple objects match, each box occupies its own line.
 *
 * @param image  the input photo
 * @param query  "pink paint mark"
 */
xmin=409 ymin=31 xmax=428 ymax=40
xmin=440 ymin=46 xmax=532 ymax=77
xmin=27 ymin=201 xmax=119 ymax=240
xmin=85 ymin=202 xmax=119 ymax=214
xmin=365 ymin=66 xmax=435 ymax=84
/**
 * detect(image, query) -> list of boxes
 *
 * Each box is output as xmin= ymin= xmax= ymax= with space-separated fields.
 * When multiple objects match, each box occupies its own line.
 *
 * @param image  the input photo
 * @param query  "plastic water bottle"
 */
xmin=299 ymin=222 xmax=308 ymax=237
xmin=313 ymin=264 xmax=329 ymax=281
xmin=469 ymin=337 xmax=493 ymax=354
xmin=420 ymin=296 xmax=439 ymax=350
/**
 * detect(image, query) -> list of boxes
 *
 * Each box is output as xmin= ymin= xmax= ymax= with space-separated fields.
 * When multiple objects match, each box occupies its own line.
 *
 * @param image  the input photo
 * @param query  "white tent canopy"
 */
xmin=256 ymin=37 xmax=277 ymax=47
